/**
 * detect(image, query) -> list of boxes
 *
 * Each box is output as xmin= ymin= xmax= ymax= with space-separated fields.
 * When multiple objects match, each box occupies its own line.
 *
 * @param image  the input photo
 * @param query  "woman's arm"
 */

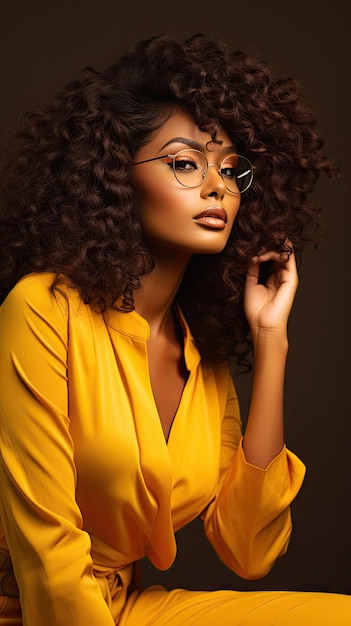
xmin=203 ymin=372 xmax=305 ymax=579
xmin=0 ymin=275 xmax=114 ymax=625
xmin=203 ymin=250 xmax=305 ymax=578
xmin=243 ymin=247 xmax=298 ymax=468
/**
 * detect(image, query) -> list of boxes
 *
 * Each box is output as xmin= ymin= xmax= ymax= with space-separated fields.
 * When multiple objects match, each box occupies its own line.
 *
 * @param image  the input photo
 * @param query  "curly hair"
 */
xmin=0 ymin=33 xmax=336 ymax=366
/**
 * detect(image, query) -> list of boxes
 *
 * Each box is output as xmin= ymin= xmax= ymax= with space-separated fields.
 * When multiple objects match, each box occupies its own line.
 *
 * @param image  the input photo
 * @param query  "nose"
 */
xmin=200 ymin=163 xmax=226 ymax=198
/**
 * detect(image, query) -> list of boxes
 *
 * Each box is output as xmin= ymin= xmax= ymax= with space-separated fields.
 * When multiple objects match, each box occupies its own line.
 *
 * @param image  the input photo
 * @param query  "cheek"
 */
xmin=134 ymin=174 xmax=165 ymax=211
xmin=135 ymin=178 xmax=193 ymax=222
xmin=231 ymin=196 xmax=241 ymax=222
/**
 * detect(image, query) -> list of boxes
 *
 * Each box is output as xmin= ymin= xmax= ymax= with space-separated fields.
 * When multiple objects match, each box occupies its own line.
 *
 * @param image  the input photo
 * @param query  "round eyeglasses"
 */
xmin=133 ymin=149 xmax=254 ymax=194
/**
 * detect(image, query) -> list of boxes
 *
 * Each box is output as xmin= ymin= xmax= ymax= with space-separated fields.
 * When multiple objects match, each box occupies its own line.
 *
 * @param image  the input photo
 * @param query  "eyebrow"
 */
xmin=159 ymin=137 xmax=237 ymax=155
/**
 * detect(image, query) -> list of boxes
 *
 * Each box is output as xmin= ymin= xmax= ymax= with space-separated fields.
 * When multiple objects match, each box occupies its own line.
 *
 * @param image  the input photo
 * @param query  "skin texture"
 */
xmin=133 ymin=109 xmax=298 ymax=465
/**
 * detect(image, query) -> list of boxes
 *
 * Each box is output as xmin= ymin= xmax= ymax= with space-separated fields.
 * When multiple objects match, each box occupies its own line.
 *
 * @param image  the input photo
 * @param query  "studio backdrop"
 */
xmin=1 ymin=0 xmax=349 ymax=595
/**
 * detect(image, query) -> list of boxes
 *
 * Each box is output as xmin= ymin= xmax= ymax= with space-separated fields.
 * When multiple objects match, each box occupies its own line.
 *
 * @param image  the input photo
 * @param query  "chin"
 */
xmin=192 ymin=238 xmax=229 ymax=255
xmin=190 ymin=246 xmax=227 ymax=257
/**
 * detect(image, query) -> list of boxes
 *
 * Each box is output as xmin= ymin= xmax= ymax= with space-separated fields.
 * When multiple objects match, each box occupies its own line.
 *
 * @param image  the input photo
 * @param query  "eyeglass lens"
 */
xmin=171 ymin=149 xmax=253 ymax=193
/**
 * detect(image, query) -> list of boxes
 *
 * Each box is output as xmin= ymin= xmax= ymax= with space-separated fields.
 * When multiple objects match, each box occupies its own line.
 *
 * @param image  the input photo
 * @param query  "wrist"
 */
xmin=251 ymin=326 xmax=289 ymax=353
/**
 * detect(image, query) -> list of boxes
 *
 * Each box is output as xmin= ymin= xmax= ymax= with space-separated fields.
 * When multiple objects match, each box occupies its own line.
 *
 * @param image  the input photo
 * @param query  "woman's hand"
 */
xmin=244 ymin=244 xmax=298 ymax=341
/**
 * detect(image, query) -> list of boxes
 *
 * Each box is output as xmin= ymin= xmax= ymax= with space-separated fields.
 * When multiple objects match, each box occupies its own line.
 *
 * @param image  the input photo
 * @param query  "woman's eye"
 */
xmin=174 ymin=158 xmax=197 ymax=172
xmin=221 ymin=166 xmax=236 ymax=179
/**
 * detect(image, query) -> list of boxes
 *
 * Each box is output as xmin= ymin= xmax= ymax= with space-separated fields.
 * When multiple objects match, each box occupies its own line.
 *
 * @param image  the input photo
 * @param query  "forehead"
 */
xmin=139 ymin=109 xmax=235 ymax=157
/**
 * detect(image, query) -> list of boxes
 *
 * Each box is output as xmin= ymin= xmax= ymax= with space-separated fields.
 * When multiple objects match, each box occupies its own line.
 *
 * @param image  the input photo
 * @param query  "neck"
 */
xmin=133 ymin=253 xmax=190 ymax=337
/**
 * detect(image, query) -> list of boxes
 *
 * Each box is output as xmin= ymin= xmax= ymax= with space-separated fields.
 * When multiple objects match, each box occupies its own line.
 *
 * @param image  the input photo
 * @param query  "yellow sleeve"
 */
xmin=0 ymin=275 xmax=114 ymax=625
xmin=203 ymin=373 xmax=306 ymax=580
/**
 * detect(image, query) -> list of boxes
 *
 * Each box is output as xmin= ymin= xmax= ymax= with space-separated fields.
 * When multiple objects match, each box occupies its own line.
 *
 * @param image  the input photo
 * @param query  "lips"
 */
xmin=193 ymin=206 xmax=228 ymax=228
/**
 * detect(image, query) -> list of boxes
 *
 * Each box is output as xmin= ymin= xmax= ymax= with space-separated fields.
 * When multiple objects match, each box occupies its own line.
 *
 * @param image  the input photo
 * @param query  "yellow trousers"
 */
xmin=119 ymin=586 xmax=351 ymax=626
xmin=1 ymin=586 xmax=351 ymax=625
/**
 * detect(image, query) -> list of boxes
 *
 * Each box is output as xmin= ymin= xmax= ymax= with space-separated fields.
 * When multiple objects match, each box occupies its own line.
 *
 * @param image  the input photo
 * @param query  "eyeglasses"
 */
xmin=133 ymin=148 xmax=254 ymax=194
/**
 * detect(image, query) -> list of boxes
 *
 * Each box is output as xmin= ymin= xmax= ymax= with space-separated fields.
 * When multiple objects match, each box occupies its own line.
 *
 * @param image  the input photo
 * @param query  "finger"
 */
xmin=245 ymin=257 xmax=260 ymax=287
xmin=278 ymin=244 xmax=294 ymax=263
xmin=252 ymin=245 xmax=294 ymax=266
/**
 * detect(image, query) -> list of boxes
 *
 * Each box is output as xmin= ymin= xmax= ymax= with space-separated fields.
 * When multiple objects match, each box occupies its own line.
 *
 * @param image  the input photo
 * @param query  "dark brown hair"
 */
xmin=0 ymin=34 xmax=336 ymax=365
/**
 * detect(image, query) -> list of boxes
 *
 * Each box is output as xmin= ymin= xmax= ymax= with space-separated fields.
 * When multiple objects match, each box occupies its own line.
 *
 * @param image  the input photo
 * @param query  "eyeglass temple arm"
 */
xmin=133 ymin=155 xmax=170 ymax=166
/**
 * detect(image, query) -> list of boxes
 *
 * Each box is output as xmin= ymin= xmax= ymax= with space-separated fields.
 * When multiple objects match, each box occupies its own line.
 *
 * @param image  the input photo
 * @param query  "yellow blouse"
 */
xmin=0 ymin=273 xmax=305 ymax=625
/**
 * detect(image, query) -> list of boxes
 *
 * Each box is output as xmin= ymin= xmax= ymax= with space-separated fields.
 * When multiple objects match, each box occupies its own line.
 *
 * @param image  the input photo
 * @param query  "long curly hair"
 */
xmin=0 ymin=33 xmax=336 ymax=366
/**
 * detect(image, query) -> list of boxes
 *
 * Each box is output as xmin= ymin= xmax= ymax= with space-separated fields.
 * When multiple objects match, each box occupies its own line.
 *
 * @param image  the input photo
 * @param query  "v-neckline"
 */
xmin=147 ymin=305 xmax=190 ymax=444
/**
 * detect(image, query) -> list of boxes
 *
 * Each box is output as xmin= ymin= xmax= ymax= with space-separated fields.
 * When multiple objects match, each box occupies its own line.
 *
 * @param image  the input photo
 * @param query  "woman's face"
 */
xmin=133 ymin=109 xmax=241 ymax=259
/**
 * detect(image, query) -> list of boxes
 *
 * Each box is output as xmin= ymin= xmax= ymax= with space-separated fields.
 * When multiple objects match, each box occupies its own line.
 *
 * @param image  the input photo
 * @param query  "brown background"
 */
xmin=1 ymin=0 xmax=349 ymax=595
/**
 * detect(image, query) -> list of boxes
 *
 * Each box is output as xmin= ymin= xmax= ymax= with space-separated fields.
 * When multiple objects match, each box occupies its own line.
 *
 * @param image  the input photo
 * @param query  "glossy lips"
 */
xmin=193 ymin=207 xmax=228 ymax=229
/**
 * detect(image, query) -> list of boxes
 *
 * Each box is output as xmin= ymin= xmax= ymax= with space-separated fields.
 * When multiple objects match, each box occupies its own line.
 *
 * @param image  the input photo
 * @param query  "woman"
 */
xmin=0 ymin=33 xmax=349 ymax=625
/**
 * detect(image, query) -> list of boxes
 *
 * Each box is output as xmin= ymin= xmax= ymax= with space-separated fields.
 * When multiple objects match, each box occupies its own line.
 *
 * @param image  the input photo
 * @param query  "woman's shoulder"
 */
xmin=7 ymin=272 xmax=54 ymax=295
xmin=0 ymin=273 xmax=81 ymax=320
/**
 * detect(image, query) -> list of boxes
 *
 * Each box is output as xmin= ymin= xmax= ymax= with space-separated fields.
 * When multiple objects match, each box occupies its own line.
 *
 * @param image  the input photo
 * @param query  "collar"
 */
xmin=103 ymin=303 xmax=201 ymax=371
